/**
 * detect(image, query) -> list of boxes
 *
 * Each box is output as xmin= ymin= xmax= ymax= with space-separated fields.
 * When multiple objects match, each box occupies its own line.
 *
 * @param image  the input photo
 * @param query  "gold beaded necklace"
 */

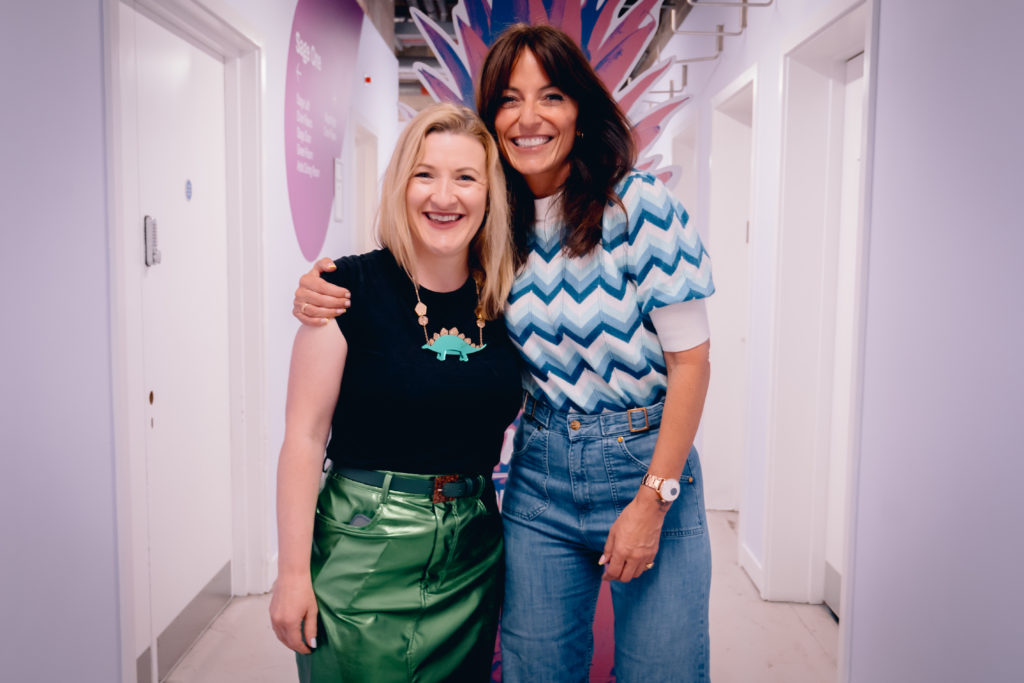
xmin=412 ymin=277 xmax=486 ymax=362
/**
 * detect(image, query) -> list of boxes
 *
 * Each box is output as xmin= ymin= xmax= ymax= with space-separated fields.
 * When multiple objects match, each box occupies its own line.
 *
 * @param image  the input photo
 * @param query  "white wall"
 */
xmin=660 ymin=0 xmax=867 ymax=572
xmin=220 ymin=0 xmax=399 ymax=569
xmin=343 ymin=16 xmax=401 ymax=255
xmin=845 ymin=2 xmax=1024 ymax=680
xmin=0 ymin=2 xmax=122 ymax=681
xmin=0 ymin=1 xmax=398 ymax=679
xmin=664 ymin=6 xmax=1024 ymax=675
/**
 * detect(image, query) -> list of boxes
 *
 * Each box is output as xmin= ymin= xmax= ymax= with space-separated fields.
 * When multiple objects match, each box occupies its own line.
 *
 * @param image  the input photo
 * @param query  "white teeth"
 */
xmin=514 ymin=136 xmax=551 ymax=148
xmin=426 ymin=213 xmax=460 ymax=222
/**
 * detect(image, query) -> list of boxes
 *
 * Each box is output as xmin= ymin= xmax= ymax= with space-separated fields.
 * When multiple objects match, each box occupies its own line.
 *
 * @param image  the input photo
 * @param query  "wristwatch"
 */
xmin=641 ymin=472 xmax=681 ymax=503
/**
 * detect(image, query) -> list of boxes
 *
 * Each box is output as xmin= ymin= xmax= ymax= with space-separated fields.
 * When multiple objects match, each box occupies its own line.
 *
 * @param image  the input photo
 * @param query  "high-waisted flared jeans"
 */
xmin=500 ymin=396 xmax=711 ymax=683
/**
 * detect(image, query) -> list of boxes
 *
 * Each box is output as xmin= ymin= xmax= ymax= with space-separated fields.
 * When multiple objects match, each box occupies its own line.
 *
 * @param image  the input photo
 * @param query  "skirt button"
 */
xmin=569 ymin=420 xmax=581 ymax=430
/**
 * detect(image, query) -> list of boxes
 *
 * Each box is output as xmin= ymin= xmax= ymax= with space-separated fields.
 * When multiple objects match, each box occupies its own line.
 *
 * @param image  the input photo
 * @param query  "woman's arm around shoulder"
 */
xmin=293 ymin=257 xmax=351 ymax=326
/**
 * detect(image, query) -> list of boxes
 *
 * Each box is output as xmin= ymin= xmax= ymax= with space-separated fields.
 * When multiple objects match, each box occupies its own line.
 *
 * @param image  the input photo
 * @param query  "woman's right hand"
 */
xmin=293 ymin=257 xmax=351 ymax=325
xmin=269 ymin=573 xmax=319 ymax=654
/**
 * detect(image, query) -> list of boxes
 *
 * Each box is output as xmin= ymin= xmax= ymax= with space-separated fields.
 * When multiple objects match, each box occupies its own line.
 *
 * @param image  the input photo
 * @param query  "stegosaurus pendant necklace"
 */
xmin=413 ymin=278 xmax=486 ymax=362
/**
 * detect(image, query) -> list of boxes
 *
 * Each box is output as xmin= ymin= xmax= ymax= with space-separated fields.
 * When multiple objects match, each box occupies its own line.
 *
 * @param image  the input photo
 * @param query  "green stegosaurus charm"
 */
xmin=421 ymin=327 xmax=486 ymax=361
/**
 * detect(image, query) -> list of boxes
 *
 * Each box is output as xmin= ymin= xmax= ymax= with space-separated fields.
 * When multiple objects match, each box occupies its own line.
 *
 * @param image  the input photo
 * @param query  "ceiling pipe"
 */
xmin=686 ymin=0 xmax=773 ymax=7
xmin=670 ymin=6 xmax=747 ymax=36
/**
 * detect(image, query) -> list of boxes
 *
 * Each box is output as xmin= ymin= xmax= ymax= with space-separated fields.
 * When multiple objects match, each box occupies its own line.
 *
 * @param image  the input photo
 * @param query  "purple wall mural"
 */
xmin=284 ymin=0 xmax=363 ymax=260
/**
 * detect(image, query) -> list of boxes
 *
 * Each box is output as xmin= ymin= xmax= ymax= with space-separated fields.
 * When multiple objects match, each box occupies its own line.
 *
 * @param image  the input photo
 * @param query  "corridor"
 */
xmin=166 ymin=512 xmax=837 ymax=683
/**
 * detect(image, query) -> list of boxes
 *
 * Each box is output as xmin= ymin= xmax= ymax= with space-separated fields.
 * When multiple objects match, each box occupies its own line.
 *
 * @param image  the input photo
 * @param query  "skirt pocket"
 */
xmin=314 ymin=474 xmax=387 ymax=536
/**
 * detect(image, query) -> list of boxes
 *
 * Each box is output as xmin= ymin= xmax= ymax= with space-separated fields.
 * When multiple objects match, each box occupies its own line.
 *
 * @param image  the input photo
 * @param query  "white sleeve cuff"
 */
xmin=649 ymin=299 xmax=710 ymax=352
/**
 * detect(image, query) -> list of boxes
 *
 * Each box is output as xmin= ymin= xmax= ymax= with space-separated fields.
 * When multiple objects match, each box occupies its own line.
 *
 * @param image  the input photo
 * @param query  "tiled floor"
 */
xmin=166 ymin=511 xmax=837 ymax=682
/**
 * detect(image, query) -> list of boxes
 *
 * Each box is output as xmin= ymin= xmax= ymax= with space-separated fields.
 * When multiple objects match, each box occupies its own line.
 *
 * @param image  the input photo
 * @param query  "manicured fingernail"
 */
xmin=309 ymin=637 xmax=317 ymax=649
xmin=598 ymin=554 xmax=607 ymax=565
xmin=326 ymin=263 xmax=336 ymax=270
xmin=320 ymin=318 xmax=329 ymax=325
xmin=336 ymin=309 xmax=345 ymax=315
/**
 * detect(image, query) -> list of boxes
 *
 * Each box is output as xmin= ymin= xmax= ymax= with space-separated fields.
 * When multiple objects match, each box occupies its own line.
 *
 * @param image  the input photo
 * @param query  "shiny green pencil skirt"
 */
xmin=296 ymin=470 xmax=503 ymax=683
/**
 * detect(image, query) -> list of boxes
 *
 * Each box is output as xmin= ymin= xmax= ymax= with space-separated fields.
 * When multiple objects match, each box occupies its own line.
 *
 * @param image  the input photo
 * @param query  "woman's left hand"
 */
xmin=599 ymin=492 xmax=667 ymax=582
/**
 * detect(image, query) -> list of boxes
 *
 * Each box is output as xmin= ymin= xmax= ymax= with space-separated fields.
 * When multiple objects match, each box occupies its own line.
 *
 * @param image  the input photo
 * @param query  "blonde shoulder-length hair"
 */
xmin=376 ymin=102 xmax=514 ymax=320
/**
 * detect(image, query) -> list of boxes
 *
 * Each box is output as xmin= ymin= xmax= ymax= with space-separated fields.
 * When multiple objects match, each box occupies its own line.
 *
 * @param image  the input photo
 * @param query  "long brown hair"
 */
xmin=377 ymin=102 xmax=514 ymax=319
xmin=476 ymin=24 xmax=636 ymax=262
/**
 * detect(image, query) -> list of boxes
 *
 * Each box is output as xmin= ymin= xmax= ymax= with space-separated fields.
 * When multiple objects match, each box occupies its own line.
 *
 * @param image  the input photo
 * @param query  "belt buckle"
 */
xmin=627 ymin=407 xmax=649 ymax=433
xmin=432 ymin=474 xmax=460 ymax=503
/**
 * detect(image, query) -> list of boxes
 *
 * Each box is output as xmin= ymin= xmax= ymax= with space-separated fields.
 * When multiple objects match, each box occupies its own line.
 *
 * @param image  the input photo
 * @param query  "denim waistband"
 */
xmin=521 ymin=394 xmax=664 ymax=437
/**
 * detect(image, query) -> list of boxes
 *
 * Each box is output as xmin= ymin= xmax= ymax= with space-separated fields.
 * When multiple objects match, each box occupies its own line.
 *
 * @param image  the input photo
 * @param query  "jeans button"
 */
xmin=569 ymin=420 xmax=581 ymax=430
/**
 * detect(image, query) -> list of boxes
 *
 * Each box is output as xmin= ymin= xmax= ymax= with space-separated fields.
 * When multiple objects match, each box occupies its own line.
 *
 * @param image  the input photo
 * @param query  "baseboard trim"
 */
xmin=824 ymin=560 xmax=842 ymax=617
xmin=739 ymin=539 xmax=765 ymax=595
xmin=136 ymin=646 xmax=151 ymax=683
xmin=157 ymin=561 xmax=232 ymax=680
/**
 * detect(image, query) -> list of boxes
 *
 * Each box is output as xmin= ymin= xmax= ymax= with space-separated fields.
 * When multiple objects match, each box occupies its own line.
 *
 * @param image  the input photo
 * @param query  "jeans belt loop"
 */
xmin=523 ymin=394 xmax=537 ymax=420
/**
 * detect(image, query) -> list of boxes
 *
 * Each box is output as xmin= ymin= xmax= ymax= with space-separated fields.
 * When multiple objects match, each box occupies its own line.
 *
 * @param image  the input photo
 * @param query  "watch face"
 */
xmin=661 ymin=478 xmax=681 ymax=501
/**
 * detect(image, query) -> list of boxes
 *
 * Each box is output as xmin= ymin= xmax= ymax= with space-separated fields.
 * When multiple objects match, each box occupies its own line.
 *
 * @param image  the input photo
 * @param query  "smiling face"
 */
xmin=405 ymin=131 xmax=489 ymax=267
xmin=493 ymin=48 xmax=579 ymax=198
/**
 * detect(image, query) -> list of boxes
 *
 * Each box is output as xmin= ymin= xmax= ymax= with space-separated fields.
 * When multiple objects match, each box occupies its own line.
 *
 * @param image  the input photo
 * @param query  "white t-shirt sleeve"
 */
xmin=650 ymin=299 xmax=710 ymax=352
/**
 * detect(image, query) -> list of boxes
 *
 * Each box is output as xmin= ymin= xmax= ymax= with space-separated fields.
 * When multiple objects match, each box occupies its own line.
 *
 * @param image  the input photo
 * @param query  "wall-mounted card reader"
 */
xmin=144 ymin=215 xmax=162 ymax=267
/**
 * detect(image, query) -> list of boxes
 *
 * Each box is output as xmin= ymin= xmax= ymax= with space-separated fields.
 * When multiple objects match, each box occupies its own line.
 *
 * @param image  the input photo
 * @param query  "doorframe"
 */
xmin=705 ymin=64 xmax=760 ymax=584
xmin=705 ymin=64 xmax=757 ymax=514
xmin=760 ymin=0 xmax=875 ymax=671
xmin=763 ymin=0 xmax=871 ymax=603
xmin=838 ymin=5 xmax=880 ymax=680
xmin=103 ymin=1 xmax=267 ymax=681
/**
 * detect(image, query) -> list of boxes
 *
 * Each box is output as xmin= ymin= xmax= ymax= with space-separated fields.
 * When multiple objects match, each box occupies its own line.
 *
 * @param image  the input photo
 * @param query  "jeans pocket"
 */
xmin=510 ymin=415 xmax=543 ymax=458
xmin=502 ymin=418 xmax=550 ymax=521
xmin=607 ymin=433 xmax=705 ymax=537
xmin=661 ymin=456 xmax=705 ymax=538
xmin=613 ymin=429 xmax=659 ymax=472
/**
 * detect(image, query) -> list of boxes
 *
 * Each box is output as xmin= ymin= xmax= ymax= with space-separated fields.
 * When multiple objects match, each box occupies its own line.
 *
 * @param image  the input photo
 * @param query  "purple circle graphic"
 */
xmin=285 ymin=0 xmax=363 ymax=260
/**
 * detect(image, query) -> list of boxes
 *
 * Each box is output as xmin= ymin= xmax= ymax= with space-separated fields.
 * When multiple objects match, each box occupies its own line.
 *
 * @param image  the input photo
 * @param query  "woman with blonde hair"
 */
xmin=271 ymin=102 xmax=521 ymax=682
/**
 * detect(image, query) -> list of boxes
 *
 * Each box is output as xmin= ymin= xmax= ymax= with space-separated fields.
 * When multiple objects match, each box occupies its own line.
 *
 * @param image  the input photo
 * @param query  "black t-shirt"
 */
xmin=322 ymin=249 xmax=523 ymax=475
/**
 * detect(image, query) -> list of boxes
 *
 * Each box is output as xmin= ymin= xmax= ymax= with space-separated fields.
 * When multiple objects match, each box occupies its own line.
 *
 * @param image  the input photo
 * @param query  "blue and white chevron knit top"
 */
xmin=505 ymin=171 xmax=715 ymax=413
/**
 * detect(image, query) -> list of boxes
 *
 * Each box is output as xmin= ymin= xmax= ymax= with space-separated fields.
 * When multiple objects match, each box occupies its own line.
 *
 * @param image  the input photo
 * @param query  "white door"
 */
xmin=121 ymin=5 xmax=233 ymax=680
xmin=824 ymin=52 xmax=866 ymax=618
xmin=703 ymin=81 xmax=754 ymax=511
xmin=354 ymin=124 xmax=379 ymax=253
xmin=671 ymin=123 xmax=698 ymax=216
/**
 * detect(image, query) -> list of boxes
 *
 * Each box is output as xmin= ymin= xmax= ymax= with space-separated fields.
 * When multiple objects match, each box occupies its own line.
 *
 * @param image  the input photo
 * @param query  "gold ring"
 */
xmin=645 ymin=562 xmax=654 ymax=570
xmin=301 ymin=302 xmax=308 ymax=315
